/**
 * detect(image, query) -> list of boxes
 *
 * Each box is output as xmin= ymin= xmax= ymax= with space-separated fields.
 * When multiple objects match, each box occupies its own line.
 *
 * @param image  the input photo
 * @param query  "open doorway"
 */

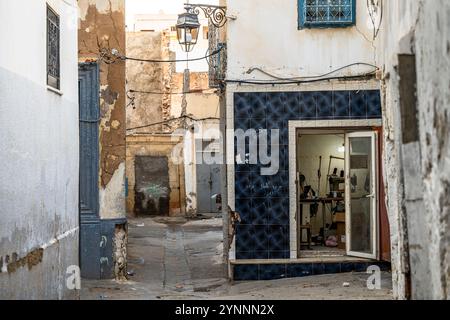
xmin=296 ymin=129 xmax=379 ymax=260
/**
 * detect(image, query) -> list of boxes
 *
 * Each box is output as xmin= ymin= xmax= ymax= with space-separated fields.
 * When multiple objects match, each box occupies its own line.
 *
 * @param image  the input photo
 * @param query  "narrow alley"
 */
xmin=1 ymin=0 xmax=449 ymax=306
xmin=81 ymin=216 xmax=392 ymax=300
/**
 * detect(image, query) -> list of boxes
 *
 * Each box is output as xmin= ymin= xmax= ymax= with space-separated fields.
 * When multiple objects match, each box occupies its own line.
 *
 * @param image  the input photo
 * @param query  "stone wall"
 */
xmin=376 ymin=0 xmax=450 ymax=299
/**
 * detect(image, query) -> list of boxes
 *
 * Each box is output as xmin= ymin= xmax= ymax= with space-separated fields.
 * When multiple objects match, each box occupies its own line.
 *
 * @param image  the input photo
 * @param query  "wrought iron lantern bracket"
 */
xmin=184 ymin=3 xmax=227 ymax=28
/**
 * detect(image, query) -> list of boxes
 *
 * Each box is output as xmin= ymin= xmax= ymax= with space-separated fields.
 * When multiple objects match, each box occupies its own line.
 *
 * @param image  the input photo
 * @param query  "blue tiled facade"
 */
xmin=233 ymin=90 xmax=382 ymax=261
xmin=233 ymin=261 xmax=391 ymax=281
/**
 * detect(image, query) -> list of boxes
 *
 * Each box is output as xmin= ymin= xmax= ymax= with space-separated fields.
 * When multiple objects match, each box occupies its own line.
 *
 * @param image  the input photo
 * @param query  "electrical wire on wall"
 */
xmin=128 ymin=89 xmax=219 ymax=95
xmin=126 ymin=89 xmax=220 ymax=110
xmin=99 ymin=46 xmax=225 ymax=65
xmin=367 ymin=0 xmax=383 ymax=40
xmin=226 ymin=62 xmax=379 ymax=86
xmin=126 ymin=114 xmax=220 ymax=133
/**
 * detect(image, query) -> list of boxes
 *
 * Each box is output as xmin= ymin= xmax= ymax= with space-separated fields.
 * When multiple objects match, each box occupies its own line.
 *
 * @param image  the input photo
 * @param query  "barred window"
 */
xmin=47 ymin=5 xmax=60 ymax=90
xmin=298 ymin=0 xmax=356 ymax=29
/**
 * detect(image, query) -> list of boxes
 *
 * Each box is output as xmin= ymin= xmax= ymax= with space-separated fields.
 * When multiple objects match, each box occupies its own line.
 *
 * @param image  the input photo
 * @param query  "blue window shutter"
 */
xmin=298 ymin=0 xmax=356 ymax=29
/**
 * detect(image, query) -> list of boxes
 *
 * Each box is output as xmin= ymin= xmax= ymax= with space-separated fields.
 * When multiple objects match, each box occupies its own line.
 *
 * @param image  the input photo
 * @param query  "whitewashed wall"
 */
xmin=226 ymin=0 xmax=377 ymax=80
xmin=0 ymin=0 xmax=79 ymax=299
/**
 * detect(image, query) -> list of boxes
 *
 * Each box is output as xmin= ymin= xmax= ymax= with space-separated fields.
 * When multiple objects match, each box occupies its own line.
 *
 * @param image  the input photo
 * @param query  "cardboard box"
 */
xmin=336 ymin=221 xmax=346 ymax=250
xmin=335 ymin=212 xmax=346 ymax=223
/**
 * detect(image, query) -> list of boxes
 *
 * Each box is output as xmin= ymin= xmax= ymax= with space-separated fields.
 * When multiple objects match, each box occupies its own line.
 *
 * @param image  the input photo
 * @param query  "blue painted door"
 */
xmin=78 ymin=63 xmax=100 ymax=279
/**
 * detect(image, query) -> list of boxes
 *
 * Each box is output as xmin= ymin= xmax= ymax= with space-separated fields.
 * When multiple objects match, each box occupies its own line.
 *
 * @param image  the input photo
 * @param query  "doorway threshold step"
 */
xmin=230 ymin=259 xmax=391 ymax=281
xmin=230 ymin=256 xmax=375 ymax=265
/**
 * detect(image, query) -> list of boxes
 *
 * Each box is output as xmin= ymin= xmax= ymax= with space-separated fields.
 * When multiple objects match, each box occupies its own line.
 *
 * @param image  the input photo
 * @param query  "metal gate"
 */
xmin=134 ymin=156 xmax=170 ymax=216
xmin=196 ymin=140 xmax=221 ymax=214
xmin=78 ymin=62 xmax=100 ymax=279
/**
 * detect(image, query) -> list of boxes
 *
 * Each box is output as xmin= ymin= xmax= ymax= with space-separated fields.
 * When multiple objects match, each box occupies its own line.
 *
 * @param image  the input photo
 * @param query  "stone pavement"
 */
xmin=80 ymin=216 xmax=393 ymax=300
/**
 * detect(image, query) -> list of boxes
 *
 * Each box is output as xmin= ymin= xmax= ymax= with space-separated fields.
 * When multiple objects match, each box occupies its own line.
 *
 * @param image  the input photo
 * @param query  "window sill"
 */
xmin=47 ymin=86 xmax=63 ymax=96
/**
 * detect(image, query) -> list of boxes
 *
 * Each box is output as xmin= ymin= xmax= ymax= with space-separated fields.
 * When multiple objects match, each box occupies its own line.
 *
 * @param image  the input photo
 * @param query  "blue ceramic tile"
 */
xmin=266 ymin=92 xmax=286 ymax=118
xmin=350 ymin=90 xmax=367 ymax=118
xmin=263 ymin=175 xmax=284 ymax=198
xmin=251 ymin=174 xmax=268 ymax=197
xmin=316 ymin=91 xmax=333 ymax=119
xmin=300 ymin=92 xmax=317 ymax=119
xmin=251 ymin=198 xmax=269 ymax=225
xmin=233 ymin=90 xmax=382 ymax=272
xmin=235 ymin=199 xmax=252 ymax=224
xmin=267 ymin=117 xmax=287 ymax=144
xmin=235 ymin=171 xmax=252 ymax=200
xmin=312 ymin=263 xmax=325 ymax=275
xmin=324 ymin=263 xmax=341 ymax=274
xmin=269 ymin=251 xmax=290 ymax=259
xmin=353 ymin=262 xmax=369 ymax=272
xmin=268 ymin=198 xmax=290 ymax=225
xmin=341 ymin=262 xmax=356 ymax=273
xmin=250 ymin=118 xmax=267 ymax=131
xmin=276 ymin=147 xmax=289 ymax=171
xmin=377 ymin=262 xmax=391 ymax=271
xmin=333 ymin=91 xmax=350 ymax=118
xmin=259 ymin=264 xmax=287 ymax=280
xmin=287 ymin=263 xmax=313 ymax=278
xmin=340 ymin=262 xmax=372 ymax=273
xmin=268 ymin=225 xmax=289 ymax=251
xmin=234 ymin=265 xmax=259 ymax=281
xmin=236 ymin=251 xmax=255 ymax=260
xmin=285 ymin=92 xmax=301 ymax=119
xmin=234 ymin=93 xmax=252 ymax=119
xmin=367 ymin=90 xmax=382 ymax=118
xmin=248 ymin=93 xmax=267 ymax=119
xmin=234 ymin=118 xmax=251 ymax=131
xmin=235 ymin=163 xmax=256 ymax=173
xmin=254 ymin=251 xmax=270 ymax=259
xmin=254 ymin=225 xmax=269 ymax=251
xmin=235 ymin=224 xmax=256 ymax=252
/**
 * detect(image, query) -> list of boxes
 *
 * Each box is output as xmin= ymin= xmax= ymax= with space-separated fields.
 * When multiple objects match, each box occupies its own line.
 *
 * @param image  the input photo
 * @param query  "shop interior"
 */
xmin=296 ymin=131 xmax=347 ymax=256
xmin=296 ymin=129 xmax=376 ymax=258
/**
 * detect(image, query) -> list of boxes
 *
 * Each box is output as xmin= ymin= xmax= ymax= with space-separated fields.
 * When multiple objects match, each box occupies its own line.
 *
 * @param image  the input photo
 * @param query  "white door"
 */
xmin=345 ymin=132 xmax=378 ymax=260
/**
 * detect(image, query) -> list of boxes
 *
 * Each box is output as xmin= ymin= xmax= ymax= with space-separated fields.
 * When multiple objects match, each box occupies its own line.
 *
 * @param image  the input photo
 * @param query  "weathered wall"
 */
xmin=78 ymin=0 xmax=126 ymax=220
xmin=126 ymin=30 xmax=220 ymax=216
xmin=226 ymin=0 xmax=377 ymax=80
xmin=375 ymin=0 xmax=450 ymax=300
xmin=0 ymin=0 xmax=79 ymax=299
xmin=126 ymin=31 xmax=167 ymax=131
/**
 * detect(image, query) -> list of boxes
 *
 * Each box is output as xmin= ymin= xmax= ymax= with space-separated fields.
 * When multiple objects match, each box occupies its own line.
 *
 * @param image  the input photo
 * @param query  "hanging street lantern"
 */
xmin=176 ymin=7 xmax=201 ymax=53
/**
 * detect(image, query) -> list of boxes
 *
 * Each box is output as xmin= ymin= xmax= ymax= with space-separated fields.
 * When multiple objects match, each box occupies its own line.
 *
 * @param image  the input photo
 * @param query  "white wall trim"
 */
xmin=288 ymin=119 xmax=382 ymax=259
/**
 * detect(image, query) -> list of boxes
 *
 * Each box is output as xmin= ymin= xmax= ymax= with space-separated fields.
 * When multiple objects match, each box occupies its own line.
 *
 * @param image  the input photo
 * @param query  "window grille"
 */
xmin=47 ymin=5 xmax=60 ymax=89
xmin=299 ymin=0 xmax=356 ymax=28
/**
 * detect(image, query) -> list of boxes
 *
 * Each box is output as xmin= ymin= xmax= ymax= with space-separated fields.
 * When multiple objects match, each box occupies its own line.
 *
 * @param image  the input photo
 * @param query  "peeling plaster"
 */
xmin=100 ymin=162 xmax=126 ymax=219
xmin=78 ymin=0 xmax=126 ymax=188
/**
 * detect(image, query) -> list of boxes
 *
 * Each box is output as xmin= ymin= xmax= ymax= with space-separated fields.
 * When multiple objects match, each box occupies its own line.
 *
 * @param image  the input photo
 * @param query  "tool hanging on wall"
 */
xmin=317 ymin=156 xmax=322 ymax=197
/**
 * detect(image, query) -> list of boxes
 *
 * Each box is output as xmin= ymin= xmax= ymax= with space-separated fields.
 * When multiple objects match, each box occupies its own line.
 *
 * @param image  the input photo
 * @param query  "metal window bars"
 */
xmin=303 ymin=0 xmax=354 ymax=27
xmin=47 ymin=6 xmax=60 ymax=89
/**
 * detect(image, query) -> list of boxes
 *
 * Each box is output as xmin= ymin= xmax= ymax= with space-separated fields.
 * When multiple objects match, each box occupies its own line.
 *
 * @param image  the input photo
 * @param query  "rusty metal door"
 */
xmin=134 ymin=156 xmax=170 ymax=216
xmin=196 ymin=140 xmax=221 ymax=213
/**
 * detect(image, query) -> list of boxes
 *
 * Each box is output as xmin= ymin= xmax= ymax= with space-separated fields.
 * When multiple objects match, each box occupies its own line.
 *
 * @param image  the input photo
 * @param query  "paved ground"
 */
xmin=80 ymin=216 xmax=393 ymax=300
